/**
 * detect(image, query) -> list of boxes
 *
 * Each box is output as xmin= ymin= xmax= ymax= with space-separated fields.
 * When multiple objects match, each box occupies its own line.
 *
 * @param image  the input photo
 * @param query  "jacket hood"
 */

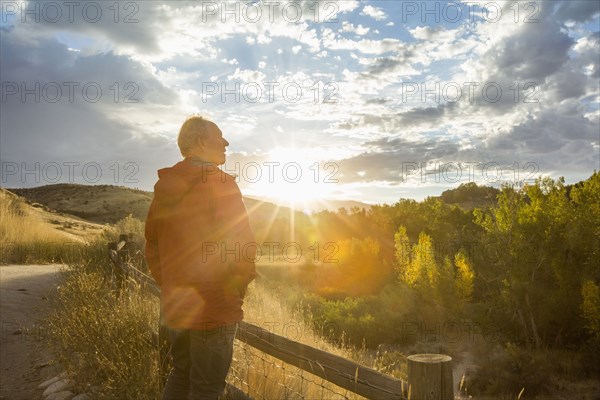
xmin=153 ymin=159 xmax=229 ymax=205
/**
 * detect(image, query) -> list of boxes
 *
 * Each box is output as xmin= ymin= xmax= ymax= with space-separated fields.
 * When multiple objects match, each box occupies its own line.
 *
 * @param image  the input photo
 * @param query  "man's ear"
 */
xmin=195 ymin=136 xmax=206 ymax=150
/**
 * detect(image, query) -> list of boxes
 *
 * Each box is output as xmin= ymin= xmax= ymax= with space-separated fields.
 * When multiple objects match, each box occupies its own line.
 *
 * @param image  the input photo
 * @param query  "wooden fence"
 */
xmin=109 ymin=234 xmax=454 ymax=400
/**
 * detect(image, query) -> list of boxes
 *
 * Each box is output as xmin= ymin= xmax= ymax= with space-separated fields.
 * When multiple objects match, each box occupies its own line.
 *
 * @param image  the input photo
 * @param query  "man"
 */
xmin=145 ymin=115 xmax=257 ymax=400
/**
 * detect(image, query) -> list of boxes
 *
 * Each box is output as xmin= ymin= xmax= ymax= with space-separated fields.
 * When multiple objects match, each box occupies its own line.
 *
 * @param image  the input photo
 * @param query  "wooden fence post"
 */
xmin=407 ymin=354 xmax=453 ymax=400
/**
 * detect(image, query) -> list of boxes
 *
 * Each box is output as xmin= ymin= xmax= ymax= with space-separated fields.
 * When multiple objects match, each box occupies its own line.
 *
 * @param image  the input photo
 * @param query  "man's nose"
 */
xmin=223 ymin=138 xmax=230 ymax=146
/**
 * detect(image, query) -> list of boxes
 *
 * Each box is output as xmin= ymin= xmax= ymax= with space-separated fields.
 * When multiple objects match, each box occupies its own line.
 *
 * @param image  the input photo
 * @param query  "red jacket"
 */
xmin=145 ymin=158 xmax=256 ymax=330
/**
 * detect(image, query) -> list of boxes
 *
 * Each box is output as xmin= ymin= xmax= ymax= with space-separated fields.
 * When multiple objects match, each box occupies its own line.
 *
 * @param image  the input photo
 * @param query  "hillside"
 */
xmin=10 ymin=184 xmax=153 ymax=224
xmin=0 ymin=187 xmax=104 ymax=262
xmin=6 ymin=184 xmax=301 ymax=228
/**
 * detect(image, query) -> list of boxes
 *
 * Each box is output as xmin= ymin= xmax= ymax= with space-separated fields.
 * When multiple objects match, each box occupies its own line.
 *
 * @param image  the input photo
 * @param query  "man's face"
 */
xmin=197 ymin=122 xmax=229 ymax=165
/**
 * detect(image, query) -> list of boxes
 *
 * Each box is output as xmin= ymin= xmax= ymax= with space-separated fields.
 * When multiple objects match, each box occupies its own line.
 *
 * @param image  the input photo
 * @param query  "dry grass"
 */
xmin=46 ymin=263 xmax=161 ymax=399
xmin=0 ymin=188 xmax=89 ymax=264
xmin=231 ymin=279 xmax=371 ymax=399
xmin=1 ymin=188 xmax=69 ymax=242
xmin=45 ymin=250 xmax=404 ymax=400
xmin=227 ymin=276 xmax=411 ymax=399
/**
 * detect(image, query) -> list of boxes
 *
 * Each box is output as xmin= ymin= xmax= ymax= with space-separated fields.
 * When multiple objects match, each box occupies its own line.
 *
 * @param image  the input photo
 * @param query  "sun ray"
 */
xmin=244 ymin=197 xmax=283 ymax=249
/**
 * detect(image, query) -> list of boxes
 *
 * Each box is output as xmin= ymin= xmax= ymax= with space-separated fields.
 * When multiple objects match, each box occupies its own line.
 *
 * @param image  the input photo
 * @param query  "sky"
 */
xmin=1 ymin=0 xmax=599 ymax=209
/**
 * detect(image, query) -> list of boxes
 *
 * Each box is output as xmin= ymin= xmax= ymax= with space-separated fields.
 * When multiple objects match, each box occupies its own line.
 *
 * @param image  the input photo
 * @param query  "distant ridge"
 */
xmin=245 ymin=195 xmax=372 ymax=213
xmin=5 ymin=184 xmax=311 ymax=227
xmin=9 ymin=184 xmax=153 ymax=224
xmin=7 ymin=184 xmax=374 ymax=225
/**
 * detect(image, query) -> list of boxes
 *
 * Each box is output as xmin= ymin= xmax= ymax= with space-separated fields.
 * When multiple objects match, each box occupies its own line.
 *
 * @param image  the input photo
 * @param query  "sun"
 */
xmin=271 ymin=179 xmax=321 ymax=205
xmin=252 ymin=146 xmax=338 ymax=210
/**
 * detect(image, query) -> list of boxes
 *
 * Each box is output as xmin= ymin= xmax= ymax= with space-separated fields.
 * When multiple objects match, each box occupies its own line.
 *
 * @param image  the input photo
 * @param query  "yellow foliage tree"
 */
xmin=412 ymin=232 xmax=438 ymax=289
xmin=454 ymin=250 xmax=474 ymax=302
xmin=394 ymin=226 xmax=412 ymax=284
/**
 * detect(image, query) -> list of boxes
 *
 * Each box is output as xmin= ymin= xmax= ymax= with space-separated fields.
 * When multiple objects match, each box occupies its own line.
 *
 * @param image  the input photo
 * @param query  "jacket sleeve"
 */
xmin=233 ymin=198 xmax=257 ymax=295
xmin=215 ymin=180 xmax=257 ymax=297
xmin=144 ymin=200 xmax=162 ymax=286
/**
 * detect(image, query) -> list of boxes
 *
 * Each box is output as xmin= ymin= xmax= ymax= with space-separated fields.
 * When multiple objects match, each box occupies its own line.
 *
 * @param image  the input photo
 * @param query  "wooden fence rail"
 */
xmin=109 ymin=234 xmax=454 ymax=400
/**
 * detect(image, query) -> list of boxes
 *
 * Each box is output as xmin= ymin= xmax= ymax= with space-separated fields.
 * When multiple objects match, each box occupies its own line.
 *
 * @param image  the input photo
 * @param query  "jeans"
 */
xmin=162 ymin=324 xmax=237 ymax=400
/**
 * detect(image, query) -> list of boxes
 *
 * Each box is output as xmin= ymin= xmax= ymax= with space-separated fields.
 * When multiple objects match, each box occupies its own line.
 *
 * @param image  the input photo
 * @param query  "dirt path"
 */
xmin=0 ymin=264 xmax=64 ymax=400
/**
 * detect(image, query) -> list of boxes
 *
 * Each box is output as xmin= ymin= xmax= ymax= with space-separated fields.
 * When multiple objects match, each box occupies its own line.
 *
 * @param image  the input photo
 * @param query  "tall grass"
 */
xmin=47 ymin=263 xmax=161 ymax=399
xmin=229 ymin=278 xmax=407 ymax=399
xmin=0 ymin=189 xmax=86 ymax=264
xmin=232 ymin=279 xmax=362 ymax=399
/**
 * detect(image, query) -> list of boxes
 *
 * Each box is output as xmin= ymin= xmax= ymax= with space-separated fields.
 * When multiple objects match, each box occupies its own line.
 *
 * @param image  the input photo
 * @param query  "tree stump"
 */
xmin=407 ymin=354 xmax=453 ymax=400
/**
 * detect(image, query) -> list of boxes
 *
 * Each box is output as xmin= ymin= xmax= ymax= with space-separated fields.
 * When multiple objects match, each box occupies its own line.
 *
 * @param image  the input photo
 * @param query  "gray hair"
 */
xmin=177 ymin=115 xmax=214 ymax=157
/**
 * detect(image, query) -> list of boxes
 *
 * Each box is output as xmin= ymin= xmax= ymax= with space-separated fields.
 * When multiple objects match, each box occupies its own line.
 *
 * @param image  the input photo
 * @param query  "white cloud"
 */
xmin=336 ymin=1 xmax=361 ymax=14
xmin=221 ymin=58 xmax=239 ymax=65
xmin=227 ymin=68 xmax=266 ymax=83
xmin=257 ymin=33 xmax=272 ymax=44
xmin=341 ymin=21 xmax=370 ymax=35
xmin=361 ymin=5 xmax=387 ymax=21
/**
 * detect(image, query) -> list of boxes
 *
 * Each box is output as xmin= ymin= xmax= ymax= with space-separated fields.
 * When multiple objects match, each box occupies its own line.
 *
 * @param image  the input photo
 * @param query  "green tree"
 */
xmin=581 ymin=280 xmax=600 ymax=340
xmin=474 ymin=174 xmax=599 ymax=349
